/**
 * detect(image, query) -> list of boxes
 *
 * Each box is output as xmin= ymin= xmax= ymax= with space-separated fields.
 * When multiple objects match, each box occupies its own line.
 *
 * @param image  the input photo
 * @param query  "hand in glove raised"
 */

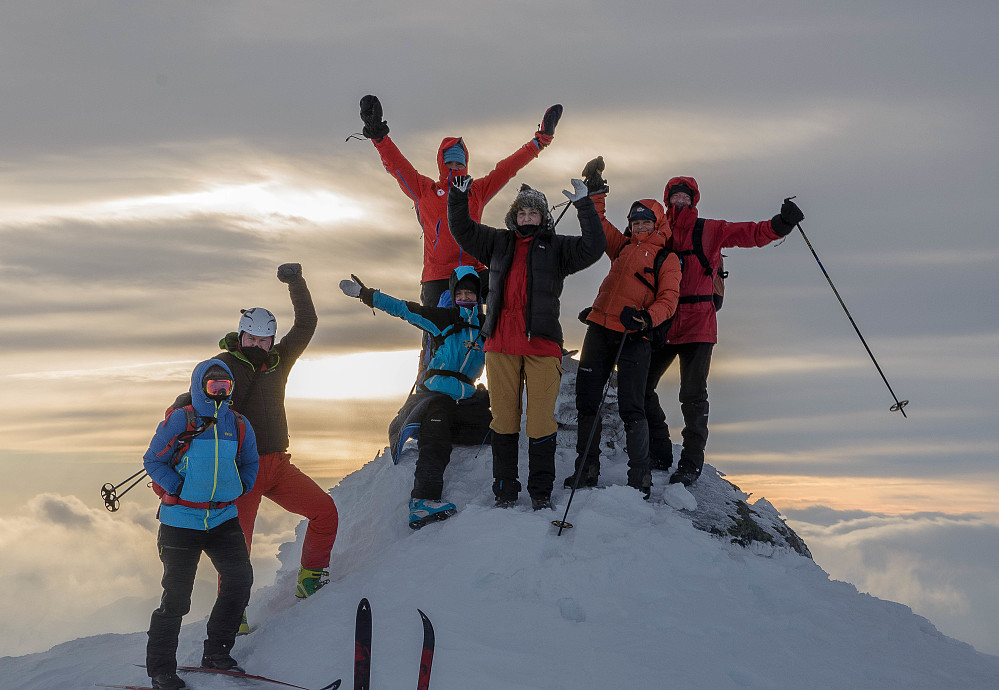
xmin=620 ymin=306 xmax=652 ymax=333
xmin=534 ymin=104 xmax=563 ymax=147
xmin=277 ymin=263 xmax=302 ymax=284
xmin=562 ymin=178 xmax=589 ymax=203
xmin=451 ymin=175 xmax=472 ymax=193
xmin=770 ymin=197 xmax=805 ymax=236
xmin=359 ymin=95 xmax=390 ymax=140
xmin=339 ymin=277 xmax=363 ymax=298
xmin=581 ymin=156 xmax=609 ymax=195
xmin=780 ymin=197 xmax=804 ymax=226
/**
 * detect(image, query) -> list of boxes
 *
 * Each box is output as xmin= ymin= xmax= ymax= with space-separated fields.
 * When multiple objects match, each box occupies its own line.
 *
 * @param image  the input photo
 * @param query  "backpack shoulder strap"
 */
xmin=691 ymin=218 xmax=711 ymax=276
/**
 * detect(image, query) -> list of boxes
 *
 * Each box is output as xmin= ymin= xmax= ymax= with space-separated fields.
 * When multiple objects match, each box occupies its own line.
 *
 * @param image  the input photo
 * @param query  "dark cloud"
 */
xmin=29 ymin=494 xmax=94 ymax=529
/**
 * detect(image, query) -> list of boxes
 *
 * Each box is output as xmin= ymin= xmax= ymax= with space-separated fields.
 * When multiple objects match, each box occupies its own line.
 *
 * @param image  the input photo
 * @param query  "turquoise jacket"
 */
xmin=143 ymin=358 xmax=259 ymax=530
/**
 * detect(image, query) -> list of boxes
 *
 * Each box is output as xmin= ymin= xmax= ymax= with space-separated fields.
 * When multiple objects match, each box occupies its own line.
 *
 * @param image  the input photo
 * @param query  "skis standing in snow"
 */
xmin=142 ymin=359 xmax=259 ymax=690
xmin=571 ymin=157 xmax=682 ymax=499
xmin=340 ymin=267 xmax=489 ymax=529
xmin=447 ymin=176 xmax=606 ymax=511
xmin=358 ymin=95 xmax=560 ymax=309
xmin=646 ymin=178 xmax=804 ymax=486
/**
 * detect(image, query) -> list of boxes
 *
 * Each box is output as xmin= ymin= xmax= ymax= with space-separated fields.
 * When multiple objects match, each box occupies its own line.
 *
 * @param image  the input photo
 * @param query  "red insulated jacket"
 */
xmin=587 ymin=195 xmax=681 ymax=334
xmin=373 ymin=135 xmax=542 ymax=282
xmin=663 ymin=176 xmax=783 ymax=345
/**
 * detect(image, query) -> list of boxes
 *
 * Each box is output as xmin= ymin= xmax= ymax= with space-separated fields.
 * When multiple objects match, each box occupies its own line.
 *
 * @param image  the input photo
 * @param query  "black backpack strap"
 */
xmin=677 ymin=218 xmax=711 ymax=276
xmin=422 ymin=369 xmax=476 ymax=386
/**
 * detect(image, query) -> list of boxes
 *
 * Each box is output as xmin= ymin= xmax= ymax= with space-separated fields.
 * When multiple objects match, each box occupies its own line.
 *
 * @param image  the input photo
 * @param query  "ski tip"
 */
xmin=319 ymin=680 xmax=342 ymax=690
xmin=358 ymin=597 xmax=370 ymax=612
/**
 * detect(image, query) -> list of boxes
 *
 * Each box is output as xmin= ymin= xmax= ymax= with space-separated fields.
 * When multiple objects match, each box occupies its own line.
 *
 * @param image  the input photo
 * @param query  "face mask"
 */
xmin=456 ymin=300 xmax=477 ymax=309
xmin=242 ymin=346 xmax=268 ymax=368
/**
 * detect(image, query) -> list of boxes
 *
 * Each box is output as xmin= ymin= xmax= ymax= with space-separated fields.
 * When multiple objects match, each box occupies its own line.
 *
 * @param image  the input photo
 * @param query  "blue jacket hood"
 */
xmin=189 ymin=358 xmax=235 ymax=416
xmin=448 ymin=265 xmax=481 ymax=306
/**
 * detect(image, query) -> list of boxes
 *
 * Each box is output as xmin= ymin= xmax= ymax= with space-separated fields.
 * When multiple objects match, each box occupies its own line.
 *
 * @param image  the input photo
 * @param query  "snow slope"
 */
xmin=4 ymin=360 xmax=999 ymax=689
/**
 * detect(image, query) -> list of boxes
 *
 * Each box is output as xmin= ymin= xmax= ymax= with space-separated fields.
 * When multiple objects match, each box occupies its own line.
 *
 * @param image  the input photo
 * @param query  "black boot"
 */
xmin=151 ymin=673 xmax=187 ymax=690
xmin=491 ymin=432 xmax=521 ymax=506
xmin=649 ymin=435 xmax=673 ymax=471
xmin=668 ymin=456 xmax=702 ymax=487
xmin=565 ymin=414 xmax=601 ymax=488
xmin=624 ymin=420 xmax=653 ymax=499
xmin=527 ymin=433 xmax=556 ymax=507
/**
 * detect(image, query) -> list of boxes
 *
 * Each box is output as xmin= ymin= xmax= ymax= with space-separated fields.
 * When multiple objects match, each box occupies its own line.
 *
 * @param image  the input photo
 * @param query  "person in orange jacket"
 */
xmin=646 ymin=176 xmax=804 ymax=486
xmin=569 ymin=157 xmax=682 ymax=499
xmin=359 ymin=95 xmax=562 ymax=307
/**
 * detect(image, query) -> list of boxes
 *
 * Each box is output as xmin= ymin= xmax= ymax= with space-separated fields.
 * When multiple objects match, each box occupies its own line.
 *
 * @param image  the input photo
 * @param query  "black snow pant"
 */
xmin=574 ymin=324 xmax=652 ymax=485
xmin=644 ymin=342 xmax=713 ymax=476
xmin=413 ymin=391 xmax=491 ymax=500
xmin=146 ymin=518 xmax=252 ymax=677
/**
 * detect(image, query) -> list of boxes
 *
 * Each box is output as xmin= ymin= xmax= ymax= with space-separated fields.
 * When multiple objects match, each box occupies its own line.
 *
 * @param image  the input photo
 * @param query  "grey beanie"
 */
xmin=504 ymin=184 xmax=552 ymax=232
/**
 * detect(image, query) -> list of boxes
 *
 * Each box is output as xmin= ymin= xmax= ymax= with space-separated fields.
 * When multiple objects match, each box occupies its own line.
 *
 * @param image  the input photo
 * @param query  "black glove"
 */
xmin=451 ymin=174 xmax=472 ymax=193
xmin=620 ymin=306 xmax=652 ymax=333
xmin=540 ymin=104 xmax=562 ymax=135
xmin=781 ymin=198 xmax=804 ymax=226
xmin=277 ymin=263 xmax=302 ymax=284
xmin=771 ymin=197 xmax=804 ymax=236
xmin=360 ymin=95 xmax=390 ymax=140
xmin=359 ymin=287 xmax=376 ymax=308
xmin=581 ymin=156 xmax=609 ymax=195
xmin=577 ymin=306 xmax=593 ymax=324
xmin=534 ymin=104 xmax=563 ymax=146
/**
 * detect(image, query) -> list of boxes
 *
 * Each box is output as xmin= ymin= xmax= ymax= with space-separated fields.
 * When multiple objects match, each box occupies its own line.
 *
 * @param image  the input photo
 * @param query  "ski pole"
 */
xmin=553 ymin=329 xmax=631 ymax=534
xmin=551 ymin=200 xmax=572 ymax=228
xmin=101 ymin=469 xmax=148 ymax=512
xmin=788 ymin=197 xmax=909 ymax=417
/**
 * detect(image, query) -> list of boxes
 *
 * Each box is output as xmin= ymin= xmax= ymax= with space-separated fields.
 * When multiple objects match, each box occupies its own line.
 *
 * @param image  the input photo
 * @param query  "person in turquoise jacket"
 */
xmin=341 ymin=266 xmax=489 ymax=529
xmin=142 ymin=358 xmax=259 ymax=690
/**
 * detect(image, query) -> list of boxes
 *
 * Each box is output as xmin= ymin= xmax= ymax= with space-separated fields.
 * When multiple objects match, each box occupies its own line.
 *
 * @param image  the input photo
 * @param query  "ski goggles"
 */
xmin=204 ymin=378 xmax=234 ymax=398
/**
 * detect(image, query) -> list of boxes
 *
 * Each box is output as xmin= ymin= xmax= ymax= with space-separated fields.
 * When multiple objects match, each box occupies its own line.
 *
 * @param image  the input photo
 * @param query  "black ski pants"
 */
xmin=644 ymin=342 xmax=713 ymax=473
xmin=146 ymin=518 xmax=252 ymax=677
xmin=414 ymin=390 xmax=492 ymax=500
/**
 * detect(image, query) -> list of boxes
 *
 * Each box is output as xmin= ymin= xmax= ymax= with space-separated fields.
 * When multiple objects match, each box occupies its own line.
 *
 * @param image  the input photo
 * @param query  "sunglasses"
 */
xmin=205 ymin=379 xmax=234 ymax=397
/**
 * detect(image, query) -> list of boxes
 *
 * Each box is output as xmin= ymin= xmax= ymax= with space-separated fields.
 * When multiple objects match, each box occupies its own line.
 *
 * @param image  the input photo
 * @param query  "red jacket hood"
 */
xmin=437 ymin=137 xmax=469 ymax=181
xmin=663 ymin=176 xmax=700 ymax=208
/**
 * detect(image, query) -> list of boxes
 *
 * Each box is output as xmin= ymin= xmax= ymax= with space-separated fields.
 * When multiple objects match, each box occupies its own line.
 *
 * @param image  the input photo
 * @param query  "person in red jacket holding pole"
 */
xmin=646 ymin=177 xmax=804 ymax=487
xmin=359 ymin=95 xmax=562 ymax=308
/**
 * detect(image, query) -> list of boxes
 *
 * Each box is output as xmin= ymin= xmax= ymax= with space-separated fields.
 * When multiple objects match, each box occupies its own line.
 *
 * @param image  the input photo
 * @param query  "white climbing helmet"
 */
xmin=238 ymin=307 xmax=277 ymax=337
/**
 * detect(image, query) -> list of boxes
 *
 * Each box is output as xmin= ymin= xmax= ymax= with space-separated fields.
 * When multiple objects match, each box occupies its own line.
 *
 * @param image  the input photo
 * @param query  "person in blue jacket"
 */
xmin=142 ymin=358 xmax=259 ymax=690
xmin=341 ymin=266 xmax=488 ymax=529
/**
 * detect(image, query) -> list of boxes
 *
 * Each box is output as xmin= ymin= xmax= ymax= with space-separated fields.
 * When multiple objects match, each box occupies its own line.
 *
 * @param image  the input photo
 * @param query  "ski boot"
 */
xmin=295 ymin=565 xmax=330 ymax=599
xmin=151 ymin=673 xmax=186 ymax=690
xmin=201 ymin=650 xmax=243 ymax=673
xmin=409 ymin=498 xmax=457 ymax=530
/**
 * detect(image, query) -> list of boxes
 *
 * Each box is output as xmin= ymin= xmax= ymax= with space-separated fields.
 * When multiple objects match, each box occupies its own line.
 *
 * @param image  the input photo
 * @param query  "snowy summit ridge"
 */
xmin=4 ymin=356 xmax=999 ymax=689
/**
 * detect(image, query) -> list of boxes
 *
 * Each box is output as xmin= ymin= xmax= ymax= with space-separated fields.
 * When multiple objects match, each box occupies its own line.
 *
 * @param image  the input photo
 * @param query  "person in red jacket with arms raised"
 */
xmin=359 ymin=95 xmax=562 ymax=308
xmin=646 ymin=177 xmax=804 ymax=487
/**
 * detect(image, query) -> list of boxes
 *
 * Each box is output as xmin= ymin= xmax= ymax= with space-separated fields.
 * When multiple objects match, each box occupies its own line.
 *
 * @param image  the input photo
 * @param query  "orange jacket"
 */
xmin=587 ymin=195 xmax=681 ymax=334
xmin=373 ymin=135 xmax=542 ymax=282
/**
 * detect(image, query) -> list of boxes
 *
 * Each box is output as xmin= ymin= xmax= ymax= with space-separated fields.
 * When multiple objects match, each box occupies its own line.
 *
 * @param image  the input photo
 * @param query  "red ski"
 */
xmin=416 ymin=609 xmax=434 ymax=690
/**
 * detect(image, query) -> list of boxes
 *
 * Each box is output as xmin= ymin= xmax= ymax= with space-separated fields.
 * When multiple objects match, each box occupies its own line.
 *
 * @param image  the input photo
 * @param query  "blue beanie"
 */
xmin=628 ymin=204 xmax=656 ymax=223
xmin=443 ymin=143 xmax=466 ymax=166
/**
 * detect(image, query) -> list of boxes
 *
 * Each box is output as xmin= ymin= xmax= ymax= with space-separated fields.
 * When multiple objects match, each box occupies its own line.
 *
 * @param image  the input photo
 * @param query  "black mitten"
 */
xmin=581 ymin=156 xmax=609 ymax=195
xmin=360 ymin=95 xmax=390 ymax=140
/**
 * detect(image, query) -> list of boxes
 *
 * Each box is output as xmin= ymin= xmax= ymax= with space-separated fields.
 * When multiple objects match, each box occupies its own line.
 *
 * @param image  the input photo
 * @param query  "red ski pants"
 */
xmin=235 ymin=452 xmax=338 ymax=570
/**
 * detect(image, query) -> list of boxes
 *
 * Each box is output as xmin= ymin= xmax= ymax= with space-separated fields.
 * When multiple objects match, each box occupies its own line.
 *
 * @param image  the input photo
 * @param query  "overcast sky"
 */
xmin=1 ymin=0 xmax=997 ymax=659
